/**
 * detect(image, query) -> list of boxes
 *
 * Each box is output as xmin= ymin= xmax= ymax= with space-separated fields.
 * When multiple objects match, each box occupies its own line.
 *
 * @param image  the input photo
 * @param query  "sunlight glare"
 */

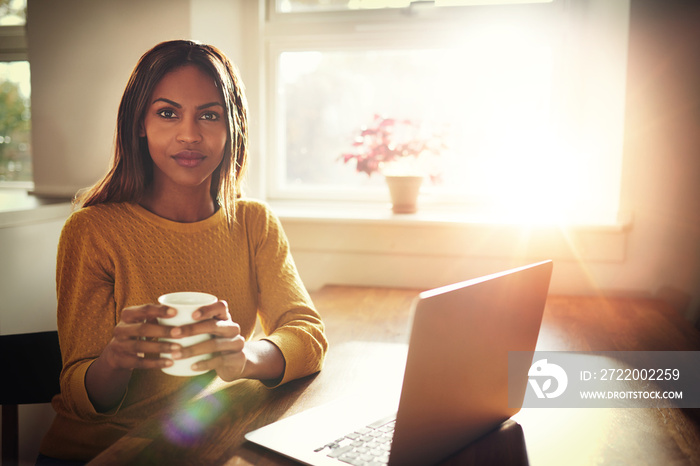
xmin=444 ymin=19 xmax=616 ymax=225
xmin=280 ymin=51 xmax=323 ymax=85
xmin=448 ymin=23 xmax=588 ymax=224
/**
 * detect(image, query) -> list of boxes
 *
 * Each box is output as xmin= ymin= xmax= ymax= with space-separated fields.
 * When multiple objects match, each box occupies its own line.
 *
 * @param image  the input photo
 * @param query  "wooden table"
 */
xmin=89 ymin=285 xmax=700 ymax=465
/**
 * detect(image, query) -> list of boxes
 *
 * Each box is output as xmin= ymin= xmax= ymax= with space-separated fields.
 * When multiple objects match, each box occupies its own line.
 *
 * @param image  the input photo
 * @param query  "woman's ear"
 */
xmin=139 ymin=125 xmax=146 ymax=138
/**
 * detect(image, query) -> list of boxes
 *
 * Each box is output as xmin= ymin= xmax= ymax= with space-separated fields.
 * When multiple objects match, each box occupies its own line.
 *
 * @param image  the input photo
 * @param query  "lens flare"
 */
xmin=161 ymin=379 xmax=226 ymax=446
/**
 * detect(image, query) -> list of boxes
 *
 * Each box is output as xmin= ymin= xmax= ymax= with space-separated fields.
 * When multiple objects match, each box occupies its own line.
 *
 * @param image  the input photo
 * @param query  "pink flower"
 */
xmin=339 ymin=115 xmax=447 ymax=179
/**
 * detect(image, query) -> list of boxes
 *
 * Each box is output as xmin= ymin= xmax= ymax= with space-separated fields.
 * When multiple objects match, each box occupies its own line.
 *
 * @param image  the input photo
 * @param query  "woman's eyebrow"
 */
xmin=196 ymin=102 xmax=225 ymax=110
xmin=152 ymin=97 xmax=181 ymax=108
xmin=151 ymin=98 xmax=224 ymax=111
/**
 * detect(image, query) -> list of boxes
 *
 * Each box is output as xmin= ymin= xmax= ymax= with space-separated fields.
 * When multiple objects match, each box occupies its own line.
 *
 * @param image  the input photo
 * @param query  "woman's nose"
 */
xmin=177 ymin=118 xmax=201 ymax=143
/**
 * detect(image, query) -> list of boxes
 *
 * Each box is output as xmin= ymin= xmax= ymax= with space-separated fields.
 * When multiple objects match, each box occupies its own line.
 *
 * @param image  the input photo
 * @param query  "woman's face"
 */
xmin=140 ymin=64 xmax=227 ymax=196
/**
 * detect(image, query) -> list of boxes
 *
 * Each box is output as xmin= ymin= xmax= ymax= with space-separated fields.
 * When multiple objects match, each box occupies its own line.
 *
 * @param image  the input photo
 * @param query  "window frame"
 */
xmin=0 ymin=25 xmax=27 ymax=61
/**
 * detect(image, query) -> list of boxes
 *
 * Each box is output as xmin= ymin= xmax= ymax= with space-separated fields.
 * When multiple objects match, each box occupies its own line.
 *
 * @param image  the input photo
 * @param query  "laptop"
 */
xmin=245 ymin=260 xmax=553 ymax=465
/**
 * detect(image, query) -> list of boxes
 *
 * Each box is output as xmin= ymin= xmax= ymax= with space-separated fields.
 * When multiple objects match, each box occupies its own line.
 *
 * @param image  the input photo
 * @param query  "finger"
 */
xmin=120 ymin=303 xmax=175 ymax=324
xmin=113 ymin=320 xmax=179 ymax=341
xmin=193 ymin=347 xmax=247 ymax=378
xmin=108 ymin=334 xmax=182 ymax=361
xmin=175 ymin=334 xmax=245 ymax=360
xmin=122 ymin=337 xmax=182 ymax=357
xmin=127 ymin=353 xmax=174 ymax=370
xmin=173 ymin=319 xmax=241 ymax=339
xmin=106 ymin=344 xmax=175 ymax=370
xmin=192 ymin=300 xmax=230 ymax=321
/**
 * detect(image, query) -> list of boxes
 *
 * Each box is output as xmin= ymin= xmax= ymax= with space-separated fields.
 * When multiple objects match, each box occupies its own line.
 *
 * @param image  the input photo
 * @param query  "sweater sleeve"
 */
xmin=248 ymin=203 xmax=328 ymax=386
xmin=55 ymin=210 xmax=125 ymax=421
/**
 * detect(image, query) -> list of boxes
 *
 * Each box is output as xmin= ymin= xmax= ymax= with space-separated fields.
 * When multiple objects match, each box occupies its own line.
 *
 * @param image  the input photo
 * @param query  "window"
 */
xmin=264 ymin=0 xmax=630 ymax=224
xmin=0 ymin=0 xmax=31 ymax=186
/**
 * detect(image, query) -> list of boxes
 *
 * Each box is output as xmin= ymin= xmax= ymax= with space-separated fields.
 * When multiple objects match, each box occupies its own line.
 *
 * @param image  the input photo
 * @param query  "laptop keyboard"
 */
xmin=314 ymin=414 xmax=396 ymax=466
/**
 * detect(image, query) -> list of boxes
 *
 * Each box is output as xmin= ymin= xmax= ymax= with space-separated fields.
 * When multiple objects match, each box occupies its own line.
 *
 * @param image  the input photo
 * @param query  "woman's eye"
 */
xmin=157 ymin=109 xmax=177 ymax=119
xmin=201 ymin=112 xmax=220 ymax=121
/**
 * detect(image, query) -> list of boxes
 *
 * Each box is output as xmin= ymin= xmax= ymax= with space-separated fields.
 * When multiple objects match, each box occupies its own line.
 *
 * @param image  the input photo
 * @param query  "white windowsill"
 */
xmin=0 ymin=189 xmax=631 ymax=231
xmin=0 ymin=190 xmax=73 ymax=228
xmin=270 ymin=199 xmax=632 ymax=232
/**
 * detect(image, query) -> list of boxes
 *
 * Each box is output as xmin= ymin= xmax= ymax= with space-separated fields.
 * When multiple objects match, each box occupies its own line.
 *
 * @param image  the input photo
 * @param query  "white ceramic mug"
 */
xmin=157 ymin=291 xmax=218 ymax=376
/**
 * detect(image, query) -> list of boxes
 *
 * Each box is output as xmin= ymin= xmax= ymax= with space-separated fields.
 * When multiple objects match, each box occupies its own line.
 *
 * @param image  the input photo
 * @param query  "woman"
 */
xmin=38 ymin=40 xmax=327 ymax=464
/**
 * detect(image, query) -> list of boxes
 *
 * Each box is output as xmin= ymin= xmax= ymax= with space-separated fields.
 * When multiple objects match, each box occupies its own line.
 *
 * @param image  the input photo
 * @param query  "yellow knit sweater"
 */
xmin=39 ymin=200 xmax=327 ymax=461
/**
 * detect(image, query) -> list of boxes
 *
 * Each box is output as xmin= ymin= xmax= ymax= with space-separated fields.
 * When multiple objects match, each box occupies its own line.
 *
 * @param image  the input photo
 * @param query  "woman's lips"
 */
xmin=172 ymin=150 xmax=206 ymax=168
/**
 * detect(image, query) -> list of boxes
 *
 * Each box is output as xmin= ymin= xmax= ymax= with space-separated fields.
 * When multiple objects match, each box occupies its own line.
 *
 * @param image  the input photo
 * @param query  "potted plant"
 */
xmin=340 ymin=114 xmax=447 ymax=213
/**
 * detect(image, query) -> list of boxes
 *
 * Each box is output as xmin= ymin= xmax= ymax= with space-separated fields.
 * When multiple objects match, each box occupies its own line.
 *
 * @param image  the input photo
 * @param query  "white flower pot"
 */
xmin=384 ymin=175 xmax=423 ymax=214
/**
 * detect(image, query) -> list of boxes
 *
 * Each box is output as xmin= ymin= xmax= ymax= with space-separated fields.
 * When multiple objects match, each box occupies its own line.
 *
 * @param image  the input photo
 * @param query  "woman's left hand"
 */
xmin=171 ymin=300 xmax=248 ymax=381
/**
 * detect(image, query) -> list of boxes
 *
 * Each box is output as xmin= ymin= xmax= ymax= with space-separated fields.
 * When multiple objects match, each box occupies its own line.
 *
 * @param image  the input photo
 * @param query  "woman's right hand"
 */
xmin=104 ymin=303 xmax=183 ymax=370
xmin=85 ymin=303 xmax=182 ymax=412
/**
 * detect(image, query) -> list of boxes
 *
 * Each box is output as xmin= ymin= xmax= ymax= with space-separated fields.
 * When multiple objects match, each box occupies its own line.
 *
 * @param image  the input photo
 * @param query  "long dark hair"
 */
xmin=75 ymin=40 xmax=248 ymax=223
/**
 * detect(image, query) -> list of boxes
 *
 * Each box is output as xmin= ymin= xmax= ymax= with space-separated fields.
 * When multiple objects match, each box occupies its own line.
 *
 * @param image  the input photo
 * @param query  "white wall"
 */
xmin=0 ymin=207 xmax=69 ymax=334
xmin=27 ymin=0 xmax=192 ymax=197
xmin=616 ymin=1 xmax=700 ymax=325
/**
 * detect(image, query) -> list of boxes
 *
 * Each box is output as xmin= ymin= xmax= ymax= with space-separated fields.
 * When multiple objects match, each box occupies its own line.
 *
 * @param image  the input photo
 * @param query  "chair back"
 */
xmin=0 ymin=330 xmax=62 ymax=466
